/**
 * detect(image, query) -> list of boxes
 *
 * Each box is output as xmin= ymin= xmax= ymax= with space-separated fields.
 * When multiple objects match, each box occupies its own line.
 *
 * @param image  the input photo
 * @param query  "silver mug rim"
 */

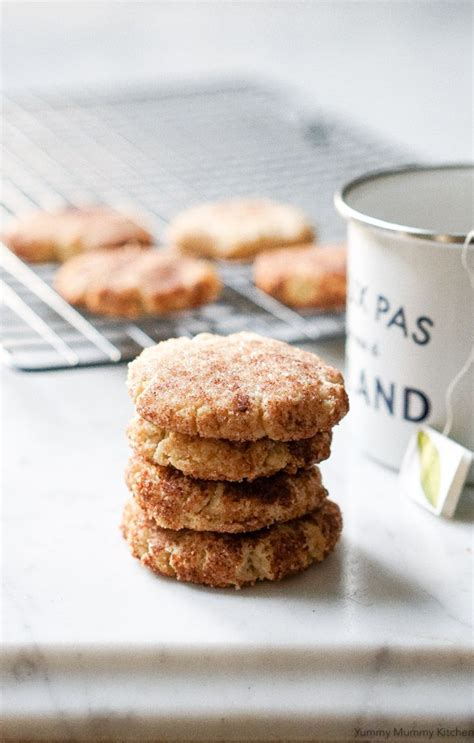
xmin=334 ymin=162 xmax=474 ymax=245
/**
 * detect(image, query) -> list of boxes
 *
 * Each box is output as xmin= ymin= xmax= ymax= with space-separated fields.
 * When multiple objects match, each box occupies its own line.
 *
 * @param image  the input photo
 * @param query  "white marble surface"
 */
xmin=2 ymin=338 xmax=473 ymax=741
xmin=1 ymin=4 xmax=473 ymax=738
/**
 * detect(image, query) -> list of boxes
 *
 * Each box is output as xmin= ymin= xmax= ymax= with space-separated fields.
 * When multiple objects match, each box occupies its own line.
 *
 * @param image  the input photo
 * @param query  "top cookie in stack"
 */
xmin=123 ymin=332 xmax=349 ymax=588
xmin=127 ymin=332 xmax=348 ymax=443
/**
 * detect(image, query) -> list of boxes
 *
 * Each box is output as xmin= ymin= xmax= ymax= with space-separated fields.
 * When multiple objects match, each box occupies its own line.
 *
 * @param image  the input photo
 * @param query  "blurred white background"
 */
xmin=2 ymin=1 xmax=473 ymax=160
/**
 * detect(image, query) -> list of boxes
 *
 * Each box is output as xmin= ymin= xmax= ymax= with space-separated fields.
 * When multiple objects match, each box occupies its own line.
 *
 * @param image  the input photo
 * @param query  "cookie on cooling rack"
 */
xmin=3 ymin=206 xmax=152 ymax=262
xmin=121 ymin=496 xmax=342 ymax=588
xmin=166 ymin=198 xmax=314 ymax=261
xmin=54 ymin=245 xmax=222 ymax=319
xmin=254 ymin=243 xmax=347 ymax=310
xmin=125 ymin=454 xmax=328 ymax=533
xmin=127 ymin=332 xmax=349 ymax=441
xmin=127 ymin=413 xmax=331 ymax=481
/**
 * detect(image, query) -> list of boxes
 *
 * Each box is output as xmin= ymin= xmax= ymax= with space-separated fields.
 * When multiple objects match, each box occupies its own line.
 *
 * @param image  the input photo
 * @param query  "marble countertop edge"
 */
xmin=2 ymin=641 xmax=473 ymax=661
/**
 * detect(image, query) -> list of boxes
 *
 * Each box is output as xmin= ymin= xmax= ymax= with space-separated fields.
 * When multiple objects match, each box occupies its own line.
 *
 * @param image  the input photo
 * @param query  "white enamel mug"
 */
xmin=335 ymin=164 xmax=474 ymax=477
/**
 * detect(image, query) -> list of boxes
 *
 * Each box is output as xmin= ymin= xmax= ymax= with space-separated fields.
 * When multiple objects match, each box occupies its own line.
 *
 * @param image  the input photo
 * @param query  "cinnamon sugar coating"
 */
xmin=254 ymin=243 xmax=347 ymax=310
xmin=121 ymin=497 xmax=342 ymax=588
xmin=3 ymin=206 xmax=152 ymax=262
xmin=126 ymin=455 xmax=328 ymax=533
xmin=128 ymin=332 xmax=349 ymax=441
xmin=127 ymin=414 xmax=331 ymax=481
xmin=166 ymin=198 xmax=314 ymax=261
xmin=54 ymin=246 xmax=221 ymax=318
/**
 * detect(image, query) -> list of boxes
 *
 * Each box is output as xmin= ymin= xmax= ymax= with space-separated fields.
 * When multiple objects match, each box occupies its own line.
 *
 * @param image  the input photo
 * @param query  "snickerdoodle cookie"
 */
xmin=54 ymin=246 xmax=222 ymax=318
xmin=254 ymin=244 xmax=347 ymax=310
xmin=127 ymin=414 xmax=331 ymax=481
xmin=121 ymin=496 xmax=342 ymax=588
xmin=3 ymin=206 xmax=152 ymax=262
xmin=126 ymin=454 xmax=328 ymax=533
xmin=167 ymin=199 xmax=314 ymax=261
xmin=128 ymin=332 xmax=349 ymax=441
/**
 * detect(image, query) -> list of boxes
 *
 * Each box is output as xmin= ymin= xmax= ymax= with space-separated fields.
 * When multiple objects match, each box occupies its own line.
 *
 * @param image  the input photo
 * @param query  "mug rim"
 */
xmin=334 ymin=162 xmax=474 ymax=245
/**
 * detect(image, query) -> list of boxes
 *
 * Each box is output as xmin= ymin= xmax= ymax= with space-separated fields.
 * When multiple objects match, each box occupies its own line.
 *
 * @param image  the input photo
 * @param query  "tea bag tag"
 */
xmin=399 ymin=229 xmax=474 ymax=517
xmin=399 ymin=426 xmax=472 ymax=517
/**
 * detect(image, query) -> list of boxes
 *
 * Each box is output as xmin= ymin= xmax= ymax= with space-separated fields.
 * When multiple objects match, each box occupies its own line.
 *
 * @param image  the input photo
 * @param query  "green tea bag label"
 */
xmin=417 ymin=430 xmax=441 ymax=507
xmin=400 ymin=426 xmax=472 ymax=517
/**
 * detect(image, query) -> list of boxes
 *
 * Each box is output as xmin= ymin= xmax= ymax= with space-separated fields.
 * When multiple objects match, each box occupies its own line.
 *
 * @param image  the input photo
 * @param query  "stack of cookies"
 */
xmin=122 ymin=331 xmax=349 ymax=589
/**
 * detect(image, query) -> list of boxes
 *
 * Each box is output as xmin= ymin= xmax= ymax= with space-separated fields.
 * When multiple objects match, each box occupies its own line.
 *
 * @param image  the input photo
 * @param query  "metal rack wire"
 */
xmin=1 ymin=82 xmax=405 ymax=371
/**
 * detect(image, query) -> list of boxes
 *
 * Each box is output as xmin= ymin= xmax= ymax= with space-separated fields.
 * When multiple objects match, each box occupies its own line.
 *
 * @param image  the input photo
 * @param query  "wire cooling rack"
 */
xmin=1 ymin=81 xmax=405 ymax=371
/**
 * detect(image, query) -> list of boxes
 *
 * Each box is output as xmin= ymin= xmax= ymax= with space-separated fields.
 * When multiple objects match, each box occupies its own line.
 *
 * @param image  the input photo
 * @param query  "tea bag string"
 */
xmin=443 ymin=229 xmax=474 ymax=437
